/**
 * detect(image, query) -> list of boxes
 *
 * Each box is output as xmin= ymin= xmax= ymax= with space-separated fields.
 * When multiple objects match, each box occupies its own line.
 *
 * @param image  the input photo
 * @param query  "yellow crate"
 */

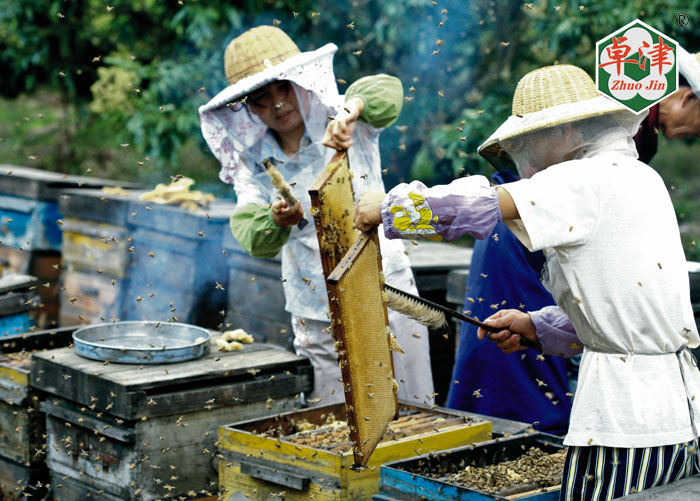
xmin=219 ymin=402 xmax=492 ymax=500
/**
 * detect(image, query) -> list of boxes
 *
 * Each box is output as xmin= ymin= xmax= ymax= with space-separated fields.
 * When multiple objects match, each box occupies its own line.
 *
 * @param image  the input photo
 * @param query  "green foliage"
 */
xmin=1 ymin=0 xmax=700 ymax=254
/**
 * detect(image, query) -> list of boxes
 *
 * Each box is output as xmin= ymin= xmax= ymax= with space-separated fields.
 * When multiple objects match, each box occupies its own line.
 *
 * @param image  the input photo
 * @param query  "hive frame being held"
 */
xmin=326 ymin=231 xmax=398 ymax=466
xmin=308 ymin=151 xmax=359 ymax=277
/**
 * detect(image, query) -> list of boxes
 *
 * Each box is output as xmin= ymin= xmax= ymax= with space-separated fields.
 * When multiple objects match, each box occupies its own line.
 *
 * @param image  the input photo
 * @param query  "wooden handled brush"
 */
xmin=385 ymin=284 xmax=543 ymax=351
xmin=263 ymin=158 xmax=309 ymax=230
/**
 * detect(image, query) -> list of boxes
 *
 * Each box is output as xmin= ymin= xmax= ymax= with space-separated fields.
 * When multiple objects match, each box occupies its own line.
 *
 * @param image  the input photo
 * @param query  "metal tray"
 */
xmin=73 ymin=321 xmax=210 ymax=364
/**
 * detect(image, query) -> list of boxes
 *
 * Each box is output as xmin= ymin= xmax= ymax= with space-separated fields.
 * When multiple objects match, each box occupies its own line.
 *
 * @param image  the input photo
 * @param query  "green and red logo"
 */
xmin=596 ymin=19 xmax=678 ymax=114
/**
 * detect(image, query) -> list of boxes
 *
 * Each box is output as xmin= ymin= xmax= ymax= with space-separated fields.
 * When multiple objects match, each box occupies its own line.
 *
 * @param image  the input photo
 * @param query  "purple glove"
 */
xmin=380 ymin=176 xmax=502 ymax=242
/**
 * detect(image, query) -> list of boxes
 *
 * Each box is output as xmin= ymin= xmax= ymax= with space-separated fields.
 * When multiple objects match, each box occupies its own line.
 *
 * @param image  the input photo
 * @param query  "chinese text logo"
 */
xmin=596 ymin=19 xmax=678 ymax=114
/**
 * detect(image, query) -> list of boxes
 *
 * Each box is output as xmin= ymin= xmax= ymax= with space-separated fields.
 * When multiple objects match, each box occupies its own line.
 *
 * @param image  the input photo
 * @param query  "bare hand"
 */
xmin=322 ymin=97 xmax=364 ymax=151
xmin=271 ymin=199 xmax=304 ymax=227
xmin=354 ymin=191 xmax=385 ymax=232
xmin=477 ymin=309 xmax=538 ymax=354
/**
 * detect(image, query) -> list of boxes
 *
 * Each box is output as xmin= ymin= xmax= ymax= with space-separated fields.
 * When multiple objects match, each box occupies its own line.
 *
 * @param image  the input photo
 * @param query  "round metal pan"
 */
xmin=73 ymin=321 xmax=211 ymax=364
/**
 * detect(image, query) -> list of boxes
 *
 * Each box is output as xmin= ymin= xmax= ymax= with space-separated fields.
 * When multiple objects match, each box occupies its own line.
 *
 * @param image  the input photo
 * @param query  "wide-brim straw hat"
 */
xmin=478 ymin=64 xmax=629 ymax=168
xmin=201 ymin=25 xmax=337 ymax=112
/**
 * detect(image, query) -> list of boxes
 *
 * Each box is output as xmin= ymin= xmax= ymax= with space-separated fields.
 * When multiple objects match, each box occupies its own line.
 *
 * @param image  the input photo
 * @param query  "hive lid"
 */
xmin=0 ymin=165 xmax=140 ymax=201
xmin=30 ymin=341 xmax=313 ymax=419
xmin=327 ymin=231 xmax=398 ymax=466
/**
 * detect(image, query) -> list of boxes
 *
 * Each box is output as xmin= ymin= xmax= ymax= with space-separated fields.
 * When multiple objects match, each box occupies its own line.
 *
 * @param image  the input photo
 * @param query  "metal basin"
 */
xmin=73 ymin=321 xmax=211 ymax=364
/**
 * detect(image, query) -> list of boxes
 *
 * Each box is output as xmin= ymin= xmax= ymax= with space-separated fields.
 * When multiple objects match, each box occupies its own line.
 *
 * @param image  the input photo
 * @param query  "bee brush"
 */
xmin=384 ymin=284 xmax=542 ymax=351
xmin=263 ymin=158 xmax=308 ymax=230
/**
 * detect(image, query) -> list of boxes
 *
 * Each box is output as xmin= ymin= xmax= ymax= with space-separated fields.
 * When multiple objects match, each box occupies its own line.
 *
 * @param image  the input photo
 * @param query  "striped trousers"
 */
xmin=560 ymin=442 xmax=699 ymax=500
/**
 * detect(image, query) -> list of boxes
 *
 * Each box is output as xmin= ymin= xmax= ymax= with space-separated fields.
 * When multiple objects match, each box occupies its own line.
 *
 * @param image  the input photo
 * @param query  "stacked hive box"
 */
xmin=218 ymin=402 xmax=492 ymax=500
xmin=0 ymin=166 xmax=138 ymax=328
xmin=58 ymin=189 xmax=233 ymax=328
xmin=31 ymin=338 xmax=313 ymax=499
xmin=0 ymin=327 xmax=75 ymax=499
xmin=0 ymin=274 xmax=40 ymax=336
xmin=376 ymin=433 xmax=565 ymax=500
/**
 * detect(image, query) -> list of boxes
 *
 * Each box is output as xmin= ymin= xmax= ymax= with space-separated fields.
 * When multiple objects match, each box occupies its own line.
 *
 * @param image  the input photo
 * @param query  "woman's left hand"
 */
xmin=354 ymin=191 xmax=385 ymax=232
xmin=322 ymin=97 xmax=364 ymax=151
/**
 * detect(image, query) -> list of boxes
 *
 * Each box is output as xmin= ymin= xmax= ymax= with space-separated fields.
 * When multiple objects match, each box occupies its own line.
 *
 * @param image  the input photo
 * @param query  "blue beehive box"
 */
xmin=0 ymin=166 xmax=139 ymax=252
xmin=0 ymin=166 xmax=139 ymax=328
xmin=121 ymin=198 xmax=233 ymax=327
xmin=376 ymin=433 xmax=565 ymax=501
xmin=0 ymin=273 xmax=40 ymax=337
xmin=58 ymin=187 xmax=234 ymax=328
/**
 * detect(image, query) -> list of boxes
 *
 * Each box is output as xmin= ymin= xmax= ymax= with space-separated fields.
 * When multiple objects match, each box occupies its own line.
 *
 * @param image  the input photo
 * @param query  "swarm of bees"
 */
xmin=418 ymin=447 xmax=566 ymax=494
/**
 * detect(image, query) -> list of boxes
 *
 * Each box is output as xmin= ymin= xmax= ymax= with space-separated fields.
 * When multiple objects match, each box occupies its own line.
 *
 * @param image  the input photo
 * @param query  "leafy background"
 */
xmin=1 ymin=0 xmax=698 ymax=258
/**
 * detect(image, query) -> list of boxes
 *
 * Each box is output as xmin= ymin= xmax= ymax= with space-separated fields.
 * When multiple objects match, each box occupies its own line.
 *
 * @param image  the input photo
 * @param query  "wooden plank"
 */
xmin=39 ymin=399 xmax=135 ymax=443
xmin=31 ymin=353 xmax=133 ymax=417
xmin=241 ymin=460 xmax=311 ymax=491
xmin=0 ymin=273 xmax=38 ymax=294
xmin=106 ymin=344 xmax=308 ymax=390
xmin=32 ymin=343 xmax=312 ymax=420
xmin=0 ymin=325 xmax=76 ymax=353
xmin=128 ymin=368 xmax=312 ymax=418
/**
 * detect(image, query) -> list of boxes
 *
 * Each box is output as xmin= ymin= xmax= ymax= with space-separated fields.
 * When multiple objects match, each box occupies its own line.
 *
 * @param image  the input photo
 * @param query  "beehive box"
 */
xmin=31 ymin=339 xmax=313 ymax=500
xmin=223 ymin=228 xmax=293 ymax=350
xmin=219 ymin=402 xmax=492 ymax=500
xmin=376 ymin=433 xmax=565 ymax=501
xmin=0 ymin=273 xmax=41 ymax=338
xmin=58 ymin=189 xmax=135 ymax=326
xmin=124 ymin=198 xmax=232 ymax=327
xmin=0 ymin=166 xmax=139 ymax=329
xmin=0 ymin=326 xmax=76 ymax=500
xmin=58 ymin=189 xmax=233 ymax=329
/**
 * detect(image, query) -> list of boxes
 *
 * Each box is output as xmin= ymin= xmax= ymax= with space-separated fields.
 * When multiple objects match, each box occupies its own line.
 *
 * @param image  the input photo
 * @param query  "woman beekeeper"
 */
xmin=199 ymin=25 xmax=433 ymax=405
xmin=356 ymin=64 xmax=700 ymax=499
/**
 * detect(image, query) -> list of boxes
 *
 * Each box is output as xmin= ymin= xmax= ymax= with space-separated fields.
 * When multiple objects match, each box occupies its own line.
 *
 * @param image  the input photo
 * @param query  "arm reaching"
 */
xmin=478 ymin=306 xmax=583 ymax=357
xmin=355 ymin=176 xmax=510 ymax=241
xmin=323 ymin=74 xmax=403 ymax=151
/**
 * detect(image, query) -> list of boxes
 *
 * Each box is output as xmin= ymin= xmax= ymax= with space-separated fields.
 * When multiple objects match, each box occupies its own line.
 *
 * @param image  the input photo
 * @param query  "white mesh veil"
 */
xmin=497 ymin=103 xmax=648 ymax=178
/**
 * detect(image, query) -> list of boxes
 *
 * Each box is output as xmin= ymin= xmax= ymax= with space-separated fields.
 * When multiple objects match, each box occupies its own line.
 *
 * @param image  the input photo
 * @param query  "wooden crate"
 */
xmin=31 ymin=340 xmax=313 ymax=500
xmin=123 ymin=200 xmax=232 ymax=328
xmin=58 ymin=190 xmax=233 ymax=329
xmin=0 ymin=169 xmax=138 ymax=329
xmin=376 ymin=433 xmax=565 ymax=500
xmin=0 ymin=326 xmax=75 ymax=499
xmin=219 ymin=402 xmax=492 ymax=500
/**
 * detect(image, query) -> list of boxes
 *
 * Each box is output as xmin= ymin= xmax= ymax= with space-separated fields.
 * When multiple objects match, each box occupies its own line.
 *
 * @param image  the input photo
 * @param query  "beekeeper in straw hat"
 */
xmin=356 ymin=64 xmax=700 ymax=498
xmin=199 ymin=26 xmax=433 ymax=405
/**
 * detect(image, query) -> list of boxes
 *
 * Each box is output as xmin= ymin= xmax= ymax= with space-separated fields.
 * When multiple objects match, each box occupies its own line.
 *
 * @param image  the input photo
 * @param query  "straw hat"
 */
xmin=224 ymin=26 xmax=301 ymax=85
xmin=200 ymin=25 xmax=338 ymax=112
xmin=478 ymin=64 xmax=628 ymax=165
